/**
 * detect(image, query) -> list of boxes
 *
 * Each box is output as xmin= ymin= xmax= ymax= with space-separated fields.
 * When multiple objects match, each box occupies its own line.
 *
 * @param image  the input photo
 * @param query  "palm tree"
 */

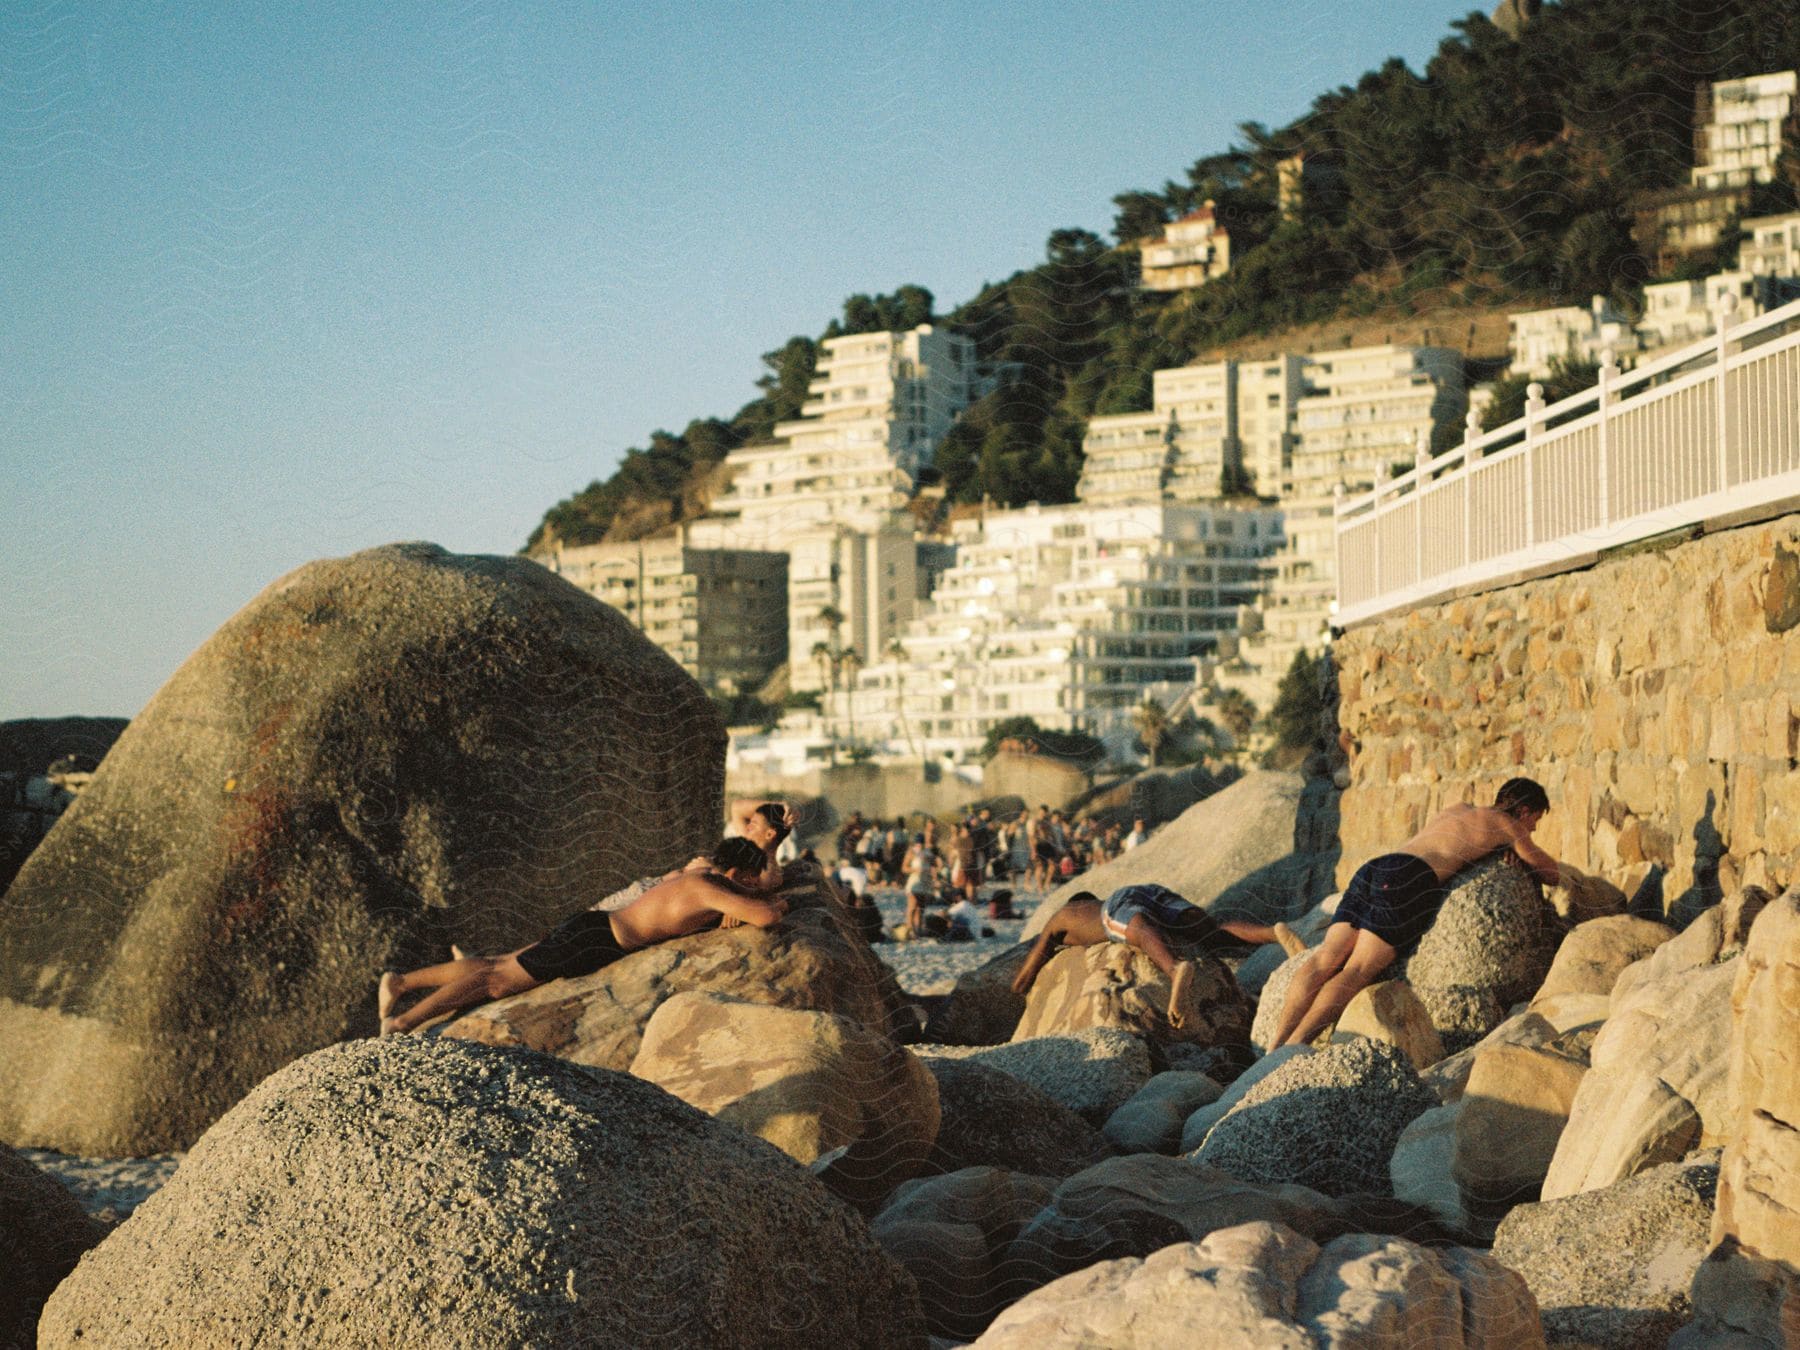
xmin=837 ymin=644 xmax=862 ymax=749
xmin=1132 ymin=697 xmax=1170 ymax=768
xmin=888 ymin=638 xmax=922 ymax=759
xmin=811 ymin=640 xmax=837 ymax=765
xmin=1214 ymin=688 xmax=1258 ymax=764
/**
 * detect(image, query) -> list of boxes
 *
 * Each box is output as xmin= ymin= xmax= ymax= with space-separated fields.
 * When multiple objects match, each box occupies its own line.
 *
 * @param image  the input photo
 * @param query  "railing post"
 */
xmin=1524 ymin=382 xmax=1545 ymax=546
xmin=1373 ymin=466 xmax=1389 ymax=595
xmin=1462 ymin=407 xmax=1481 ymax=569
xmin=1714 ymin=290 xmax=1738 ymax=492
xmin=1413 ymin=428 xmax=1427 ymax=586
xmin=1596 ymin=346 xmax=1616 ymax=526
xmin=1334 ymin=482 xmax=1346 ymax=605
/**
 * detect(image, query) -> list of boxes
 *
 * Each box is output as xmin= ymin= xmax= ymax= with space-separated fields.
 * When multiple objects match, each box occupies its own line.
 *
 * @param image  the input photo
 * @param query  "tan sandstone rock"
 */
xmin=1011 ymin=942 xmax=1252 ymax=1050
xmin=1542 ymin=955 xmax=1738 ymax=1200
xmin=1331 ymin=978 xmax=1445 ymax=1071
xmin=630 ymin=991 xmax=939 ymax=1195
xmin=0 ymin=543 xmax=727 ymax=1155
xmin=977 ymin=1221 xmax=1543 ymax=1349
xmin=1452 ymin=1041 xmax=1589 ymax=1226
xmin=924 ymin=944 xmax=1029 ymax=1045
xmin=1534 ymin=914 xmax=1676 ymax=1002
xmin=1675 ymin=888 xmax=1800 ymax=1349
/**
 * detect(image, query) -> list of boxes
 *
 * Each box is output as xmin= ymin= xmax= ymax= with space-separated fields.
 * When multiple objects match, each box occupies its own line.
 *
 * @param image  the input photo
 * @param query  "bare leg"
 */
xmin=1267 ymin=922 xmax=1358 ymax=1051
xmin=1011 ymin=930 xmax=1063 ymax=996
xmin=1218 ymin=919 xmax=1307 ymax=959
xmin=383 ymin=952 xmax=539 ymax=1036
xmin=1280 ymin=929 xmax=1398 ymax=1048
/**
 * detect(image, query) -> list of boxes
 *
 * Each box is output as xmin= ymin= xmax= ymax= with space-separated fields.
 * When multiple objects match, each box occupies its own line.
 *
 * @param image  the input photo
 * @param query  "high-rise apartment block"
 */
xmin=827 ymin=501 xmax=1281 ymax=757
xmin=538 ymin=531 xmax=788 ymax=696
xmin=1079 ymin=355 xmax=1301 ymax=504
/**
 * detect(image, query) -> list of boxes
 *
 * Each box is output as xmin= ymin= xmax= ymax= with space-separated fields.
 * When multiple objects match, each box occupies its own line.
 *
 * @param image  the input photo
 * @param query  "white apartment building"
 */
xmin=1286 ymin=345 xmax=1466 ymax=502
xmin=1140 ymin=202 xmax=1233 ymax=291
xmin=1637 ymin=271 xmax=1787 ymax=353
xmin=686 ymin=323 xmax=992 ymax=693
xmin=822 ymin=501 xmax=1282 ymax=759
xmin=1692 ymin=70 xmax=1797 ymax=192
xmin=1078 ymin=355 xmax=1301 ymax=505
xmin=689 ymin=323 xmax=989 ymax=551
xmin=537 ymin=531 xmax=788 ymax=695
xmin=1739 ymin=212 xmax=1800 ymax=281
xmin=1508 ymin=296 xmax=1640 ymax=378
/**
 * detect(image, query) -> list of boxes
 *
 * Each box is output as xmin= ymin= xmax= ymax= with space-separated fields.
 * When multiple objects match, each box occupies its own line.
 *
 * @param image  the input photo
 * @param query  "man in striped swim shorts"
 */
xmin=1012 ymin=882 xmax=1304 ymax=1029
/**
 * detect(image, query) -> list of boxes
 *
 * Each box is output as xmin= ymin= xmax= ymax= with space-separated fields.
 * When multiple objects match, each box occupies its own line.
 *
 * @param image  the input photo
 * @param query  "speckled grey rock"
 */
xmin=928 ymin=1028 xmax=1152 ymax=1127
xmin=1250 ymin=950 xmax=1313 ymax=1054
xmin=920 ymin=1057 xmax=1111 ymax=1179
xmin=0 ymin=543 xmax=725 ymax=1155
xmin=924 ymin=944 xmax=1030 ymax=1045
xmin=38 ymin=1038 xmax=925 ymax=1349
xmin=1491 ymin=1154 xmax=1719 ymax=1349
xmin=0 ymin=1143 xmax=105 ymax=1348
xmin=1413 ymin=982 xmax=1510 ymax=1055
xmin=978 ymin=1221 xmax=1544 ymax=1350
xmin=1103 ymin=1072 xmax=1225 ymax=1155
xmin=1404 ymin=858 xmax=1560 ymax=1049
xmin=1194 ymin=1038 xmax=1437 ymax=1197
xmin=1178 ymin=1045 xmax=1314 ymax=1153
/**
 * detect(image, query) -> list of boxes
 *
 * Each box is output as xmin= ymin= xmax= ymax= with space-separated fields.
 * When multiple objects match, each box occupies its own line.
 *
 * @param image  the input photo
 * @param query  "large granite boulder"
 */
xmin=1676 ymin=889 xmax=1800 ymax=1349
xmin=1249 ymin=950 xmax=1313 ymax=1054
xmin=921 ymin=1057 xmax=1111 ymax=1179
xmin=0 ymin=543 xmax=725 ymax=1155
xmin=630 ymin=992 xmax=938 ymax=1199
xmin=923 ymin=944 xmax=1029 ymax=1045
xmin=979 ymin=1221 xmax=1543 ymax=1349
xmin=1492 ymin=1155 xmax=1718 ymax=1349
xmin=444 ymin=863 xmax=911 ymax=1069
xmin=1612 ymin=888 xmax=1774 ymax=1004
xmin=1025 ymin=771 xmax=1334 ymax=937
xmin=38 ymin=1038 xmax=924 ymax=1348
xmin=1533 ymin=913 xmax=1675 ymax=1002
xmin=1011 ymin=943 xmax=1252 ymax=1051
xmin=873 ymin=1167 xmax=1056 ymax=1343
xmin=1403 ymin=857 xmax=1562 ymax=1053
xmin=925 ymin=1028 xmax=1153 ymax=1127
xmin=1542 ymin=954 xmax=1737 ymax=1200
xmin=1193 ymin=1038 xmax=1437 ymax=1198
xmin=1178 ymin=1044 xmax=1314 ymax=1153
xmin=0 ymin=1143 xmax=106 ymax=1348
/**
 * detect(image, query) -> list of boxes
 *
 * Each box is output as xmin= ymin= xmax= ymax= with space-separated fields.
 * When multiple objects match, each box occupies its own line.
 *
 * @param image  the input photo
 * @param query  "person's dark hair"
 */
xmin=1494 ymin=777 xmax=1549 ymax=817
xmin=711 ymin=837 xmax=767 ymax=874
xmin=755 ymin=801 xmax=792 ymax=843
xmin=1066 ymin=891 xmax=1099 ymax=907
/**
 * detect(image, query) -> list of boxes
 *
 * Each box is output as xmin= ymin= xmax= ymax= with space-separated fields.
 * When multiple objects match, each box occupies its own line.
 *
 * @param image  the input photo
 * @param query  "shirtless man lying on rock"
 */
xmin=377 ymin=837 xmax=786 ymax=1035
xmin=1267 ymin=776 xmax=1569 ymax=1052
xmin=1011 ymin=883 xmax=1306 ymax=1029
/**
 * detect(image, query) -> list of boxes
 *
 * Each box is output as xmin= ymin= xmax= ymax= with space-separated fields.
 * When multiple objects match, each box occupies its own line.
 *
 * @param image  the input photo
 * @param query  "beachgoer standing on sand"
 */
xmin=1011 ymin=884 xmax=1305 ymax=1027
xmin=1267 ymin=777 xmax=1569 ymax=1051
xmin=378 ymin=838 xmax=783 ymax=1035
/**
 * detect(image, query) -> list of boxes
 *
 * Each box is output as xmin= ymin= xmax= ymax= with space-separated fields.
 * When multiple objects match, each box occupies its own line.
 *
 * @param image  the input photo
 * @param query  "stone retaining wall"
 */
xmin=1333 ymin=513 xmax=1800 ymax=916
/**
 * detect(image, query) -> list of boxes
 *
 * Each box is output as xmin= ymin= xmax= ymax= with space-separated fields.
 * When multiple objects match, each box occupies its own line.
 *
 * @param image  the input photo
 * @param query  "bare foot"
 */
xmin=379 ymin=1015 xmax=403 ymax=1037
xmin=451 ymin=945 xmax=470 ymax=961
xmin=1168 ymin=959 xmax=1200 ymax=1030
xmin=1274 ymin=923 xmax=1306 ymax=959
xmin=377 ymin=971 xmax=403 ymax=1023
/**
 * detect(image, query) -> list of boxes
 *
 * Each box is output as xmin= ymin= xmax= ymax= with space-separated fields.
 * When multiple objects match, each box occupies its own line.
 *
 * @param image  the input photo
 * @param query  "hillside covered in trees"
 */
xmin=527 ymin=0 xmax=1800 ymax=552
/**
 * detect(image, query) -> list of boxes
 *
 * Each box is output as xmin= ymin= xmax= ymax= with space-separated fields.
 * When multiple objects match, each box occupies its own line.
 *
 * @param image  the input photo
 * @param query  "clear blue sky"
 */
xmin=4 ymin=0 xmax=1481 ymax=720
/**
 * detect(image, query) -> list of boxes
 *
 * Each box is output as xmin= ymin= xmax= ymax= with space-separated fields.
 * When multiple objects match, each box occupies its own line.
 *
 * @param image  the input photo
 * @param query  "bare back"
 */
xmin=1398 ymin=804 xmax=1528 ymax=881
xmin=610 ymin=871 xmax=766 ymax=949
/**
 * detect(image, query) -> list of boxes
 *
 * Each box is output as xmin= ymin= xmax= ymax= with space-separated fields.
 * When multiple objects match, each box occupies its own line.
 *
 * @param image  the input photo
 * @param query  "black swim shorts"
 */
xmin=1336 ymin=853 xmax=1447 ymax=957
xmin=517 ymin=909 xmax=629 ymax=983
xmin=1101 ymin=883 xmax=1226 ymax=953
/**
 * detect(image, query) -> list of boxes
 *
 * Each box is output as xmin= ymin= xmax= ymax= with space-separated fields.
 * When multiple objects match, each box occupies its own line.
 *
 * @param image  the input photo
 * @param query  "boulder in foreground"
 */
xmin=0 ymin=543 xmax=724 ymax=1155
xmin=0 ymin=1143 xmax=106 ymax=1348
xmin=978 ymin=1220 xmax=1543 ymax=1349
xmin=39 ymin=1037 xmax=924 ymax=1349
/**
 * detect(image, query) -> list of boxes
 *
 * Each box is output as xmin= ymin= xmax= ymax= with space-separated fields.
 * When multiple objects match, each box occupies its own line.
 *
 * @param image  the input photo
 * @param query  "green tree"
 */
xmin=981 ymin=715 xmax=1045 ymax=761
xmin=1214 ymin=689 xmax=1257 ymax=748
xmin=1267 ymin=649 xmax=1325 ymax=763
xmin=1132 ymin=697 xmax=1170 ymax=767
xmin=1480 ymin=356 xmax=1603 ymax=431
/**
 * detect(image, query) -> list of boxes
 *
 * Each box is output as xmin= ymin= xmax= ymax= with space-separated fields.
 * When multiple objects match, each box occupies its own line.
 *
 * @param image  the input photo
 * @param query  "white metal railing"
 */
xmin=1334 ymin=292 xmax=1800 ymax=627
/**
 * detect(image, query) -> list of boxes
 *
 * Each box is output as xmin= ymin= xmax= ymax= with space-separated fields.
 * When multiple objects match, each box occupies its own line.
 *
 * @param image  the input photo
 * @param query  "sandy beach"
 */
xmin=863 ymin=881 xmax=1039 ymax=997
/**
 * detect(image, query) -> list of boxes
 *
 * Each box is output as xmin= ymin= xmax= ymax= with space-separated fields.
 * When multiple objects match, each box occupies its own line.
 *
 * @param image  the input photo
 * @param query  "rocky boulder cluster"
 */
xmin=9 ymin=547 xmax=1799 ymax=1346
